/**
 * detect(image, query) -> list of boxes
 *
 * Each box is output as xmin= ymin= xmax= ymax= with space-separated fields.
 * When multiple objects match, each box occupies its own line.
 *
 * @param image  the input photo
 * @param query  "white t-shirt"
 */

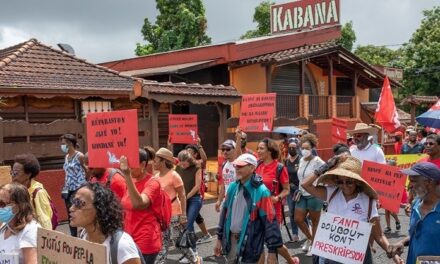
xmin=81 ymin=230 xmax=139 ymax=264
xmin=350 ymin=143 xmax=386 ymax=165
xmin=0 ymin=220 xmax=39 ymax=264
xmin=222 ymin=160 xmax=237 ymax=193
xmin=298 ymin=156 xmax=325 ymax=196
xmin=326 ymin=186 xmax=379 ymax=222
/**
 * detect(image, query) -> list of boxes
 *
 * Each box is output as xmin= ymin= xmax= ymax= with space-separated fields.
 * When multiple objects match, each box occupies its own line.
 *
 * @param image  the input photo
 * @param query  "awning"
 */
xmin=121 ymin=59 xmax=219 ymax=77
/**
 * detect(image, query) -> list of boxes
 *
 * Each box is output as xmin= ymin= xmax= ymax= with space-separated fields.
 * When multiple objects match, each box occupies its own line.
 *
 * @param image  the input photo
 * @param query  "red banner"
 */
xmin=361 ymin=161 xmax=407 ymax=213
xmin=168 ymin=114 xmax=198 ymax=144
xmin=86 ymin=110 xmax=139 ymax=168
xmin=331 ymin=117 xmax=347 ymax=144
xmin=239 ymin=93 xmax=276 ymax=132
xmin=375 ymin=76 xmax=401 ymax=133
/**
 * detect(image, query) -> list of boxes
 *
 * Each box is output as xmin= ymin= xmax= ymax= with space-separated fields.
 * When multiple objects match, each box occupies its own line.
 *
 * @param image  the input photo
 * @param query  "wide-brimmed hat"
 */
xmin=346 ymin=123 xmax=378 ymax=136
xmin=155 ymin=148 xmax=175 ymax=163
xmin=318 ymin=156 xmax=378 ymax=199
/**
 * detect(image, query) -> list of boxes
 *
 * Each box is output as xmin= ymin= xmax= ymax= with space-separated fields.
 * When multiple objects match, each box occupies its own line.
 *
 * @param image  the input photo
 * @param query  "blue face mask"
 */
xmin=0 ymin=206 xmax=15 ymax=224
xmin=60 ymin=144 xmax=69 ymax=153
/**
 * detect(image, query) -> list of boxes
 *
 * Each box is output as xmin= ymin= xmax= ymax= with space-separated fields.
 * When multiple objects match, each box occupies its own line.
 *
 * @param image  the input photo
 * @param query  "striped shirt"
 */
xmin=63 ymin=151 xmax=86 ymax=191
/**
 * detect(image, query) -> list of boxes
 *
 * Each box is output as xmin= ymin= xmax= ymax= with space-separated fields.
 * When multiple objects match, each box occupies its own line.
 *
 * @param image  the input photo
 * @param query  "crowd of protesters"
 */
xmin=1 ymin=126 xmax=440 ymax=264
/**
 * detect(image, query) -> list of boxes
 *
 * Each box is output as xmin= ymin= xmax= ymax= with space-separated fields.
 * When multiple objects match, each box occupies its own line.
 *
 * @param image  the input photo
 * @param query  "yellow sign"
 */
xmin=385 ymin=154 xmax=427 ymax=169
xmin=0 ymin=166 xmax=11 ymax=186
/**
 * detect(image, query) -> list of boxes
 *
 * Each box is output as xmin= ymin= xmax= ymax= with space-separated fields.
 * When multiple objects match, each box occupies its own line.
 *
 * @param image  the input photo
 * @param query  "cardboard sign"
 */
xmin=0 ymin=253 xmax=19 ymax=263
xmin=37 ymin=228 xmax=106 ymax=264
xmin=385 ymin=154 xmax=428 ymax=169
xmin=361 ymin=161 xmax=407 ymax=213
xmin=239 ymin=93 xmax=276 ymax=132
xmin=311 ymin=212 xmax=372 ymax=264
xmin=0 ymin=166 xmax=12 ymax=186
xmin=86 ymin=109 xmax=139 ymax=168
xmin=168 ymin=114 xmax=198 ymax=144
xmin=417 ymin=256 xmax=440 ymax=264
xmin=271 ymin=0 xmax=340 ymax=34
xmin=331 ymin=117 xmax=347 ymax=144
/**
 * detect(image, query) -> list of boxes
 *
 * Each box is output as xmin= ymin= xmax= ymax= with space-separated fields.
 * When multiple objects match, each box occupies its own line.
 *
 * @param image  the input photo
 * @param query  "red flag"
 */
xmin=331 ymin=117 xmax=347 ymax=144
xmin=375 ymin=76 xmax=400 ymax=133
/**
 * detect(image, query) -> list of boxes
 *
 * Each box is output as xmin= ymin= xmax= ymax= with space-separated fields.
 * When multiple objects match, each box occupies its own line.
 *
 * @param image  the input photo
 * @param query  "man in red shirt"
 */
xmin=393 ymin=131 xmax=403 ymax=154
xmin=419 ymin=134 xmax=440 ymax=168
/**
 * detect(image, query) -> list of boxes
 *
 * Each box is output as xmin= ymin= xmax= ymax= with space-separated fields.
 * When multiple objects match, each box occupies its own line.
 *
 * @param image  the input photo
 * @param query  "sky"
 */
xmin=0 ymin=0 xmax=438 ymax=64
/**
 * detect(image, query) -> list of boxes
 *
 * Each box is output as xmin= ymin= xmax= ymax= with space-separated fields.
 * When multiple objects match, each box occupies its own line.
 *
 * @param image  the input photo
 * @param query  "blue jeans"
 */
xmin=287 ymin=189 xmax=299 ymax=235
xmin=186 ymin=195 xmax=202 ymax=250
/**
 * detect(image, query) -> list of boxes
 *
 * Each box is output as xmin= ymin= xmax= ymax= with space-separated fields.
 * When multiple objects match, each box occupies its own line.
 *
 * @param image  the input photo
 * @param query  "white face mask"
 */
xmin=301 ymin=149 xmax=312 ymax=158
xmin=60 ymin=144 xmax=69 ymax=153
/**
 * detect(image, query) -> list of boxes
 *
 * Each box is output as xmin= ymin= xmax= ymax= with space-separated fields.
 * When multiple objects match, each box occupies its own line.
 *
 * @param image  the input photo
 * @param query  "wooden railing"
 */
xmin=276 ymin=94 xmax=300 ymax=119
xmin=336 ymin=96 xmax=354 ymax=118
xmin=309 ymin=95 xmax=329 ymax=119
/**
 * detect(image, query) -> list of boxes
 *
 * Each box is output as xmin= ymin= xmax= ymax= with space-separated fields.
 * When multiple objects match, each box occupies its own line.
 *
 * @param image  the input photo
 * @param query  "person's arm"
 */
xmin=273 ymin=182 xmax=290 ymax=203
xmin=176 ymin=184 xmax=187 ymax=224
xmin=34 ymin=191 xmax=53 ymax=230
xmin=22 ymin=247 xmax=37 ymax=264
xmin=186 ymin=169 xmax=202 ymax=199
xmin=371 ymin=216 xmax=391 ymax=254
xmin=301 ymin=173 xmax=327 ymax=201
xmin=123 ymin=258 xmax=142 ymax=264
xmin=389 ymin=236 xmax=410 ymax=257
xmin=196 ymin=137 xmax=208 ymax=164
xmin=77 ymin=153 xmax=89 ymax=181
xmin=167 ymin=135 xmax=173 ymax=151
xmin=216 ymin=165 xmax=225 ymax=212
xmin=120 ymin=156 xmax=151 ymax=209
xmin=234 ymin=127 xmax=242 ymax=158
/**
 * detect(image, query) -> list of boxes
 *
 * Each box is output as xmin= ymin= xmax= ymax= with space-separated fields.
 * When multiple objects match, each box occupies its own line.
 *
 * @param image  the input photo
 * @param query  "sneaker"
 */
xmin=179 ymin=256 xmax=190 ymax=264
xmin=288 ymin=234 xmax=300 ymax=243
xmin=396 ymin=222 xmax=401 ymax=231
xmin=306 ymin=249 xmax=313 ymax=257
xmin=384 ymin=227 xmax=392 ymax=234
xmin=301 ymin=239 xmax=311 ymax=252
xmin=196 ymin=234 xmax=213 ymax=244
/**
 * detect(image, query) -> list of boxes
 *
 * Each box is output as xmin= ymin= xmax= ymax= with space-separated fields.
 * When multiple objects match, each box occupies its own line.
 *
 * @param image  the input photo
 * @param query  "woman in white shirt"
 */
xmin=0 ymin=183 xmax=39 ymax=264
xmin=69 ymin=182 xmax=142 ymax=264
xmin=302 ymin=156 xmax=392 ymax=264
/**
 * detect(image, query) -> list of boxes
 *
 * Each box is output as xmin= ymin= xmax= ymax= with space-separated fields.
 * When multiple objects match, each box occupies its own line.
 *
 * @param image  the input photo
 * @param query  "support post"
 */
xmin=216 ymin=103 xmax=228 ymax=147
xmin=300 ymin=60 xmax=305 ymax=94
xmin=148 ymin=99 xmax=160 ymax=150
xmin=327 ymin=57 xmax=333 ymax=95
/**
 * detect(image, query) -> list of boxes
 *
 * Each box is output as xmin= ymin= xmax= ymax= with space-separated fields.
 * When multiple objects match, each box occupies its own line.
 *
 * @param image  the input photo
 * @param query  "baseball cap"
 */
xmin=401 ymin=162 xmax=440 ymax=181
xmin=221 ymin=139 xmax=236 ymax=149
xmin=233 ymin=153 xmax=258 ymax=167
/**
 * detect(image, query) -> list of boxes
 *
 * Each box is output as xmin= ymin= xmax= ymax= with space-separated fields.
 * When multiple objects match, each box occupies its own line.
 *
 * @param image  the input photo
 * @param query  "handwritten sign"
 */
xmin=332 ymin=117 xmax=347 ymax=144
xmin=239 ymin=93 xmax=276 ymax=132
xmin=385 ymin=154 xmax=428 ymax=169
xmin=361 ymin=161 xmax=407 ymax=213
xmin=86 ymin=109 xmax=139 ymax=168
xmin=37 ymin=228 xmax=106 ymax=264
xmin=311 ymin=212 xmax=372 ymax=264
xmin=0 ymin=166 xmax=11 ymax=186
xmin=417 ymin=256 xmax=440 ymax=264
xmin=0 ymin=253 xmax=19 ymax=264
xmin=168 ymin=114 xmax=198 ymax=144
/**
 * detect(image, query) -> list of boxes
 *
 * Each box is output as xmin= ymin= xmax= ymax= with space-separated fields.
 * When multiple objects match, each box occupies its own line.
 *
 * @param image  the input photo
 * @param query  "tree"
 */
xmin=240 ymin=1 xmax=273 ymax=39
xmin=400 ymin=6 xmax=440 ymax=97
xmin=354 ymin=45 xmax=402 ymax=66
xmin=135 ymin=0 xmax=211 ymax=56
xmin=336 ymin=21 xmax=356 ymax=51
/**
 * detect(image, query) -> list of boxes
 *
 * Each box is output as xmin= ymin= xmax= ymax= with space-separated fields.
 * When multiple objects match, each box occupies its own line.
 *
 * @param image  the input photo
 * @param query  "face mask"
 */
xmin=301 ymin=149 xmax=311 ymax=158
xmin=60 ymin=144 xmax=69 ymax=153
xmin=288 ymin=148 xmax=297 ymax=156
xmin=0 ymin=206 xmax=15 ymax=224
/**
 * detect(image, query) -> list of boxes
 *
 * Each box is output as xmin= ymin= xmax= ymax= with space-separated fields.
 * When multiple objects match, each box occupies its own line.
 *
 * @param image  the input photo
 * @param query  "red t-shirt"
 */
xmin=419 ymin=156 xmax=440 ymax=168
xmin=122 ymin=175 xmax=162 ymax=254
xmin=90 ymin=169 xmax=126 ymax=200
xmin=255 ymin=160 xmax=289 ymax=223
xmin=394 ymin=142 xmax=403 ymax=154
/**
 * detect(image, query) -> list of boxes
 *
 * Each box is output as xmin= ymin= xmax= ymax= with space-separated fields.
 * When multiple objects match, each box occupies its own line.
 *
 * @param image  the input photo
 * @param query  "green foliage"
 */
xmin=336 ymin=21 xmax=356 ymax=51
xmin=354 ymin=45 xmax=402 ymax=66
xmin=240 ymin=1 xmax=274 ymax=40
xmin=400 ymin=6 xmax=440 ymax=97
xmin=135 ymin=0 xmax=212 ymax=56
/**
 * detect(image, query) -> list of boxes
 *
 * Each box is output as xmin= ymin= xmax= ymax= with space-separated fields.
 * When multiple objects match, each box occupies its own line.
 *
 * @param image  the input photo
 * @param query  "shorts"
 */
xmin=295 ymin=195 xmax=323 ymax=211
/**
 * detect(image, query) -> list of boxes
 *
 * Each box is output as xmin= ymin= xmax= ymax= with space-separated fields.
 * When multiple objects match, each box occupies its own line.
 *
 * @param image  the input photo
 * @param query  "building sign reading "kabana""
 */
xmin=271 ymin=0 xmax=340 ymax=34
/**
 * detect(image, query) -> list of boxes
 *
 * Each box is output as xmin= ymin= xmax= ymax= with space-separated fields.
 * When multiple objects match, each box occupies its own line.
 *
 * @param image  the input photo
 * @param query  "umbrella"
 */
xmin=416 ymin=99 xmax=440 ymax=129
xmin=272 ymin=126 xmax=302 ymax=135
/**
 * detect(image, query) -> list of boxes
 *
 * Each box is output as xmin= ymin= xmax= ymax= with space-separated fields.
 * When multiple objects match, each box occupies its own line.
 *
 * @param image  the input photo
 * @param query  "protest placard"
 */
xmin=417 ymin=256 xmax=440 ymax=264
xmin=0 ymin=166 xmax=11 ymax=186
xmin=0 ymin=253 xmax=19 ymax=264
xmin=239 ymin=93 xmax=276 ymax=132
xmin=361 ymin=160 xmax=407 ymax=213
xmin=311 ymin=212 xmax=372 ymax=264
xmin=37 ymin=228 xmax=106 ymax=264
xmin=385 ymin=154 xmax=428 ymax=169
xmin=168 ymin=114 xmax=198 ymax=144
xmin=86 ymin=109 xmax=139 ymax=168
xmin=331 ymin=117 xmax=347 ymax=144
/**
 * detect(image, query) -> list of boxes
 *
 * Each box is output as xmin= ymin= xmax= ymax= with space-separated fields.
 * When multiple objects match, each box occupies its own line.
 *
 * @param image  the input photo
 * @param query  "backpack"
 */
xmin=256 ymin=161 xmax=284 ymax=195
xmin=32 ymin=187 xmax=59 ymax=230
xmin=109 ymin=229 xmax=146 ymax=264
xmin=106 ymin=168 xmax=123 ymax=187
xmin=151 ymin=178 xmax=173 ymax=232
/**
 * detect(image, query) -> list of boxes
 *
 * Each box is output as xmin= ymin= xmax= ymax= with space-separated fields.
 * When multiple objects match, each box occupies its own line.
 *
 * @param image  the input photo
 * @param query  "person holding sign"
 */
xmin=389 ymin=162 xmax=440 ymax=264
xmin=302 ymin=156 xmax=392 ymax=264
xmin=60 ymin=133 xmax=87 ymax=237
xmin=0 ymin=183 xmax=39 ymax=264
xmin=71 ymin=182 xmax=142 ymax=264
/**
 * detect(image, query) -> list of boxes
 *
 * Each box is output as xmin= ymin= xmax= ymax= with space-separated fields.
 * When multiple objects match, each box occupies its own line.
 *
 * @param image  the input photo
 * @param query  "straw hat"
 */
xmin=318 ymin=156 xmax=378 ymax=199
xmin=346 ymin=123 xmax=378 ymax=136
xmin=155 ymin=148 xmax=175 ymax=163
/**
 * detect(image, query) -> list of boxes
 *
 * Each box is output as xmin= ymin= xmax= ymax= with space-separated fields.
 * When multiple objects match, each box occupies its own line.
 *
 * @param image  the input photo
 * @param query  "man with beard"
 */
xmin=389 ymin=162 xmax=440 ymax=264
xmin=401 ymin=130 xmax=424 ymax=154
xmin=240 ymin=132 xmax=257 ymax=157
xmin=347 ymin=123 xmax=386 ymax=164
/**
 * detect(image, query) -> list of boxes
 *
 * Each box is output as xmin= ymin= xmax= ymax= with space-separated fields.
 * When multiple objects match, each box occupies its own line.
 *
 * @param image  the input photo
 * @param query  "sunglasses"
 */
xmin=336 ymin=179 xmax=356 ymax=186
xmin=10 ymin=170 xmax=19 ymax=177
xmin=72 ymin=198 xmax=89 ymax=210
xmin=221 ymin=148 xmax=232 ymax=152
xmin=424 ymin=142 xmax=436 ymax=146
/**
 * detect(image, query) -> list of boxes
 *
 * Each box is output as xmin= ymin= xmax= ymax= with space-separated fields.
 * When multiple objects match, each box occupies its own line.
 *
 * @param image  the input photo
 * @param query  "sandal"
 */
xmin=291 ymin=256 xmax=300 ymax=264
